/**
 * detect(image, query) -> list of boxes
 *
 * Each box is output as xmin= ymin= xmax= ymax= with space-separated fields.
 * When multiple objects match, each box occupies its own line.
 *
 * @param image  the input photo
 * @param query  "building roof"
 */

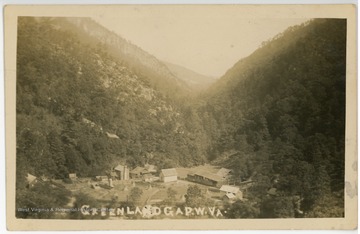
xmin=161 ymin=168 xmax=177 ymax=177
xmin=69 ymin=173 xmax=77 ymax=179
xmin=114 ymin=164 xmax=126 ymax=171
xmin=220 ymin=185 xmax=240 ymax=194
xmin=26 ymin=173 xmax=37 ymax=184
xmin=216 ymin=168 xmax=232 ymax=177
xmin=144 ymin=164 xmax=157 ymax=173
xmin=106 ymin=132 xmax=119 ymax=139
xmin=130 ymin=166 xmax=145 ymax=174
xmin=194 ymin=171 xmax=224 ymax=182
xmin=143 ymin=173 xmax=155 ymax=179
xmin=224 ymin=193 xmax=236 ymax=199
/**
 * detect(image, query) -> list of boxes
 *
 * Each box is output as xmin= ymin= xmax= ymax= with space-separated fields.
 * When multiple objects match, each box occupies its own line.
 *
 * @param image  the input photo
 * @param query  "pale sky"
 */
xmin=94 ymin=6 xmax=309 ymax=77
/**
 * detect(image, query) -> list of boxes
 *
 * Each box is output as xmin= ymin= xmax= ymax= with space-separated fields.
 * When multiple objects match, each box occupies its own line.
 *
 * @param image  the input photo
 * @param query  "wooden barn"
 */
xmin=187 ymin=171 xmax=225 ymax=188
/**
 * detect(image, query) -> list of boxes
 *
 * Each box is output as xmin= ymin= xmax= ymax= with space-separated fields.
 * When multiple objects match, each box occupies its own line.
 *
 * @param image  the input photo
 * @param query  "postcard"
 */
xmin=4 ymin=4 xmax=357 ymax=230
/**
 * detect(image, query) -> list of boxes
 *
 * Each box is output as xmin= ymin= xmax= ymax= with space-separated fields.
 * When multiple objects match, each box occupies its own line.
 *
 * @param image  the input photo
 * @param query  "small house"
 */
xmin=143 ymin=173 xmax=152 ymax=182
xmin=26 ymin=173 xmax=37 ymax=188
xmin=114 ymin=164 xmax=129 ymax=180
xmin=160 ymin=168 xmax=178 ymax=183
xmin=95 ymin=175 xmax=108 ymax=182
xmin=143 ymin=174 xmax=160 ymax=182
xmin=144 ymin=164 xmax=157 ymax=174
xmin=68 ymin=173 xmax=77 ymax=181
xmin=220 ymin=185 xmax=243 ymax=200
xmin=130 ymin=166 xmax=145 ymax=179
xmin=223 ymin=193 xmax=237 ymax=203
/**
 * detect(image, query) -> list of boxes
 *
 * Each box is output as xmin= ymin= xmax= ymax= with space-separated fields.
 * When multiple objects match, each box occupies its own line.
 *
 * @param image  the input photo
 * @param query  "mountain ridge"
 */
xmin=52 ymin=17 xmax=191 ymax=98
xmin=164 ymin=61 xmax=217 ymax=92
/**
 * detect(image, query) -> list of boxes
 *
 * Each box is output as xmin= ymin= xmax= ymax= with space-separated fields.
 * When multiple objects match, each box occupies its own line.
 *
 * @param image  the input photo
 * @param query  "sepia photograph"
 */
xmin=4 ymin=4 xmax=357 ymax=230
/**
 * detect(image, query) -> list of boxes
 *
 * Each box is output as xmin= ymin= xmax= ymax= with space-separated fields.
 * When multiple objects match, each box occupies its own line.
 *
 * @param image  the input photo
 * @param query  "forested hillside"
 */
xmin=54 ymin=17 xmax=190 ymax=99
xmin=199 ymin=19 xmax=346 ymax=217
xmin=16 ymin=17 xmax=207 ymax=184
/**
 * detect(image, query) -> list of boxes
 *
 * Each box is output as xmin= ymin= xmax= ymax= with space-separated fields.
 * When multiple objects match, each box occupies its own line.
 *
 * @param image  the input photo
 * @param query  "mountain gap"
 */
xmin=16 ymin=17 xmax=346 ymax=218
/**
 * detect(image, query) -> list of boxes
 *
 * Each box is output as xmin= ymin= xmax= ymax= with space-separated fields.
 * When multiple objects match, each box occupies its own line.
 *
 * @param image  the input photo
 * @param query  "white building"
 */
xmin=160 ymin=168 xmax=177 ymax=182
xmin=114 ymin=164 xmax=129 ymax=180
xmin=220 ymin=185 xmax=243 ymax=200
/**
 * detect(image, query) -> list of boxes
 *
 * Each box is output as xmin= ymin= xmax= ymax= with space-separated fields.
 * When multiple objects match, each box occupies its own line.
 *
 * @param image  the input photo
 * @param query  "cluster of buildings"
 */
xmin=186 ymin=168 xmax=243 ymax=202
xmin=114 ymin=164 xmax=178 ymax=183
xmin=90 ymin=164 xmax=178 ymax=184
xmin=25 ymin=163 xmax=243 ymax=203
xmin=103 ymin=164 xmax=234 ymax=189
xmin=105 ymin=164 xmax=243 ymax=203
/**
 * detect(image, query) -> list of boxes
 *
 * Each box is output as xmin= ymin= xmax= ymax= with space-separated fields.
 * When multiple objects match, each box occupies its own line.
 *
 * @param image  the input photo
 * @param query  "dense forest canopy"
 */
xmin=16 ymin=17 xmax=346 ymax=218
xmin=199 ymin=19 xmax=346 ymax=217
xmin=16 ymin=17 xmax=208 ymax=181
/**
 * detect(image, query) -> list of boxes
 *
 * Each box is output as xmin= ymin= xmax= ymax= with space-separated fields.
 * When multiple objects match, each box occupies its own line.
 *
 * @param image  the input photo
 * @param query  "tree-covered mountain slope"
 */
xmin=198 ymin=19 xmax=346 ymax=217
xmin=16 ymin=17 xmax=207 ymax=186
xmin=53 ymin=17 xmax=190 ymax=99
